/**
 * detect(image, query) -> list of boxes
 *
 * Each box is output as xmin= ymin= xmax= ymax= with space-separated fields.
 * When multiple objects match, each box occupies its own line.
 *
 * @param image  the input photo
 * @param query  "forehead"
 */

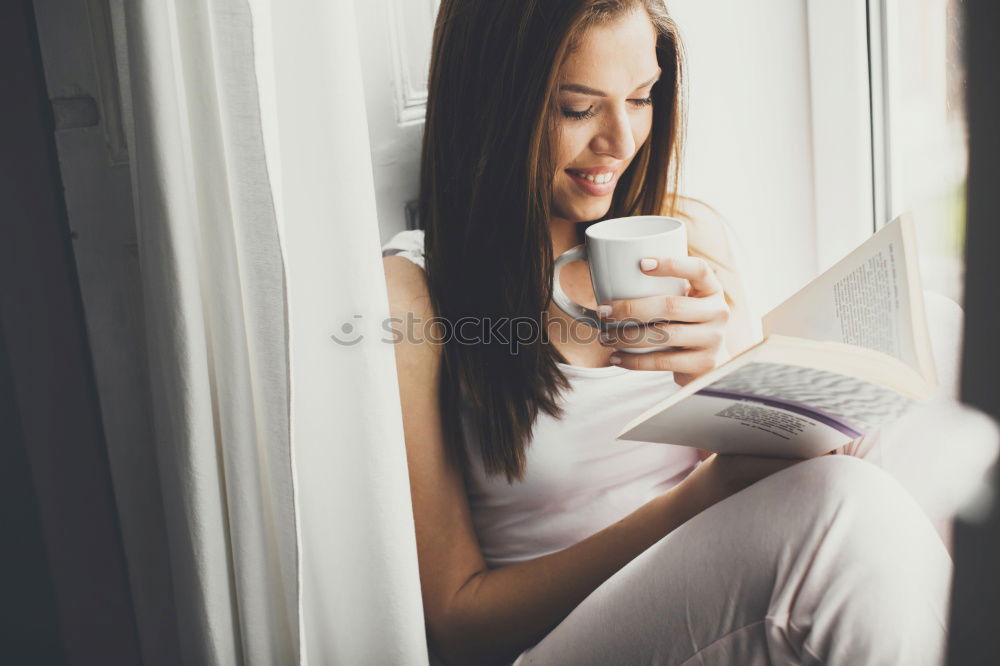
xmin=559 ymin=10 xmax=659 ymax=89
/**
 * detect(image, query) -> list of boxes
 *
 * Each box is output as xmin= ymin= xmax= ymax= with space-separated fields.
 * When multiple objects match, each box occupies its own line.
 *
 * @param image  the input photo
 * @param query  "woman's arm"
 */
xmin=450 ymin=486 xmax=698 ymax=663
xmin=384 ymin=256 xmax=792 ymax=665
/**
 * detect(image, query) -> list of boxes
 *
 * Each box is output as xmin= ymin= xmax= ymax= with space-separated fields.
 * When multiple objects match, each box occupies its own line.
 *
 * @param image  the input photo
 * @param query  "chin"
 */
xmin=556 ymin=195 xmax=614 ymax=223
xmin=575 ymin=203 xmax=615 ymax=223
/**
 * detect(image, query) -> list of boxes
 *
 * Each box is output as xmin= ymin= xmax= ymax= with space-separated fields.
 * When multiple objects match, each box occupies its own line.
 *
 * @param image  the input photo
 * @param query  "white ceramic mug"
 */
xmin=552 ymin=215 xmax=688 ymax=354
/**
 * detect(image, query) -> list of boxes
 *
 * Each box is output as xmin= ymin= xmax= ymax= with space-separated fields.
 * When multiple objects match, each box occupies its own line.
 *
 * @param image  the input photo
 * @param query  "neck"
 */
xmin=550 ymin=215 xmax=582 ymax=257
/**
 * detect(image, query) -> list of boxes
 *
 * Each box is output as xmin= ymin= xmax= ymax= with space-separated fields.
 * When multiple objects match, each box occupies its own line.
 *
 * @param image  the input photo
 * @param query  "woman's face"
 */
xmin=551 ymin=9 xmax=660 ymax=223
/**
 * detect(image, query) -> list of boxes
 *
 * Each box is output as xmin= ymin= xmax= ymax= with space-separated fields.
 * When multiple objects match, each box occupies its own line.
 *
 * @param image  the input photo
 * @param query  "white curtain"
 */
xmin=110 ymin=0 xmax=427 ymax=663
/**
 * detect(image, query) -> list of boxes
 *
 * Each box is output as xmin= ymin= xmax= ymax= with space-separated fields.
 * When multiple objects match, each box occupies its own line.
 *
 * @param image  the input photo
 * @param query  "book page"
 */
xmin=762 ymin=215 xmax=924 ymax=373
xmin=698 ymin=360 xmax=915 ymax=432
xmin=619 ymin=392 xmax=854 ymax=458
xmin=618 ymin=359 xmax=917 ymax=457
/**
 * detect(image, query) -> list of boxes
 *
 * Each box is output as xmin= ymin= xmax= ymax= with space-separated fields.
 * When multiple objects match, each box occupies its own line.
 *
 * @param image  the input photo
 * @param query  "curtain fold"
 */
xmin=111 ymin=0 xmax=427 ymax=663
xmin=113 ymin=0 xmax=299 ymax=662
xmin=253 ymin=0 xmax=429 ymax=662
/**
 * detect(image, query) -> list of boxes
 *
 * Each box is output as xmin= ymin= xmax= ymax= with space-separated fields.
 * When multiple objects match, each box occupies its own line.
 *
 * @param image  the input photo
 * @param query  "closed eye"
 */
xmin=561 ymin=105 xmax=596 ymax=120
xmin=561 ymin=97 xmax=653 ymax=121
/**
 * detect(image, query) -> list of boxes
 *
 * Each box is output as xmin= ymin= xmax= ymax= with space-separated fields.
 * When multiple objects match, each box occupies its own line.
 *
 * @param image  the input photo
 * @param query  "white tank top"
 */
xmin=383 ymin=229 xmax=699 ymax=567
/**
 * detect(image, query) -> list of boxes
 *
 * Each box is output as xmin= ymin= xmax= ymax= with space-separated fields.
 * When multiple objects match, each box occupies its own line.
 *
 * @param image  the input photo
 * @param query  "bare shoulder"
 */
xmin=383 ymin=255 xmax=435 ymax=320
xmin=382 ymin=255 xmax=444 ymax=377
xmin=672 ymin=196 xmax=740 ymax=271
xmin=672 ymin=196 xmax=761 ymax=352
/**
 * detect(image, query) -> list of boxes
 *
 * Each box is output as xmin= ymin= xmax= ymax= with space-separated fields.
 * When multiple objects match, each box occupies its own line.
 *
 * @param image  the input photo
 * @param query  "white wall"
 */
xmin=667 ymin=0 xmax=818 ymax=315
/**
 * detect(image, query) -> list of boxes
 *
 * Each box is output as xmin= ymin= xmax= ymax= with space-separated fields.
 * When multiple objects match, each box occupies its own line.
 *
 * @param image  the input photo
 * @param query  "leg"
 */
xmin=513 ymin=456 xmax=952 ymax=666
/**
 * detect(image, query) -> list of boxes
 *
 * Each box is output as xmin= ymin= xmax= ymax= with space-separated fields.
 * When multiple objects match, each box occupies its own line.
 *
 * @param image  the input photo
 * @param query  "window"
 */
xmin=870 ymin=0 xmax=967 ymax=303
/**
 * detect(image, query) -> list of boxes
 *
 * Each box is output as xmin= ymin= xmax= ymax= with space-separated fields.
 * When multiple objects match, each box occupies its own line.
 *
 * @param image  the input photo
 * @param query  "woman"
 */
xmin=381 ymin=1 xmax=965 ymax=663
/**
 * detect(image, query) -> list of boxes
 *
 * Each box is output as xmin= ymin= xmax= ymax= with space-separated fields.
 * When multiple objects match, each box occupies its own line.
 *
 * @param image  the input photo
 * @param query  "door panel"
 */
xmin=355 ymin=0 xmax=439 ymax=241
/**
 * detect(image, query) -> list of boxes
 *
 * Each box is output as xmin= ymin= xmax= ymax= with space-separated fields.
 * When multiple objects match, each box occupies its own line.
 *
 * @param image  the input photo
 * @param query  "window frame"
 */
xmin=866 ymin=0 xmax=896 ymax=230
xmin=805 ymin=0 xmax=880 ymax=271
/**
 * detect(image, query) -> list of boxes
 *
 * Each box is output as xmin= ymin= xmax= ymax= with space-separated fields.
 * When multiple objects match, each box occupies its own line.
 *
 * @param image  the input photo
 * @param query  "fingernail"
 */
xmin=640 ymin=258 xmax=658 ymax=271
xmin=597 ymin=305 xmax=612 ymax=318
xmin=609 ymin=354 xmax=622 ymax=365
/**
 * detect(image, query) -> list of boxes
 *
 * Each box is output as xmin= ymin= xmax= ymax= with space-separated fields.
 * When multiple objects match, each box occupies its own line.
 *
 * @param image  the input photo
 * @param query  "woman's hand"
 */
xmin=597 ymin=255 xmax=731 ymax=385
xmin=671 ymin=453 xmax=803 ymax=514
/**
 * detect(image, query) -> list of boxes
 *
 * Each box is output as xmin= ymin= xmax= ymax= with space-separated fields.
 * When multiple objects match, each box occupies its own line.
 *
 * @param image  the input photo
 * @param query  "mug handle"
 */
xmin=552 ymin=244 xmax=673 ymax=355
xmin=552 ymin=244 xmax=602 ymax=330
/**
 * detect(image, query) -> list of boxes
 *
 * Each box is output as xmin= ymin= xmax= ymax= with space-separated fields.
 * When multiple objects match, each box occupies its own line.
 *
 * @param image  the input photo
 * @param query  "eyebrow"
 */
xmin=559 ymin=71 xmax=662 ymax=97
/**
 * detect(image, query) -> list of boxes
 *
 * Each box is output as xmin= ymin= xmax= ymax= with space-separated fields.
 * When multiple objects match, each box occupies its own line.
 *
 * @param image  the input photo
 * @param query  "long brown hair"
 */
xmin=421 ymin=0 xmax=711 ymax=483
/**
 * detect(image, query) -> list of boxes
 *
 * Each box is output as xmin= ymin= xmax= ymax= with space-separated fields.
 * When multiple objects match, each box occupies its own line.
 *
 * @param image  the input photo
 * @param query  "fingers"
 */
xmin=599 ymin=321 xmax=724 ymax=350
xmin=609 ymin=346 xmax=719 ymax=375
xmin=599 ymin=291 xmax=727 ymax=325
xmin=639 ymin=256 xmax=722 ymax=297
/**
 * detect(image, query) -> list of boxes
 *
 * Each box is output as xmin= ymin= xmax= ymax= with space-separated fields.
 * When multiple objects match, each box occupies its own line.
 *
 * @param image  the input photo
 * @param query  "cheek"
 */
xmin=634 ymin=113 xmax=653 ymax=146
xmin=554 ymin=122 xmax=590 ymax=169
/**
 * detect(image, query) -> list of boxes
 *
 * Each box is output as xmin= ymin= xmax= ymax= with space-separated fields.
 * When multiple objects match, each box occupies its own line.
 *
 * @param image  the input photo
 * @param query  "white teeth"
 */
xmin=573 ymin=171 xmax=613 ymax=185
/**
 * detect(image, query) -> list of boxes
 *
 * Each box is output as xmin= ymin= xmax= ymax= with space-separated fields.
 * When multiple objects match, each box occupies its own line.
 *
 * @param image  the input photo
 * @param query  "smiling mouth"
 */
xmin=565 ymin=168 xmax=617 ymax=196
xmin=566 ymin=169 xmax=615 ymax=184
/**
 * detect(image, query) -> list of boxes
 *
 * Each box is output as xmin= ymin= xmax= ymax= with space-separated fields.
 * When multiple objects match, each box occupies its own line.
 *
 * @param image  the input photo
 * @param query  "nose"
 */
xmin=590 ymin=105 xmax=637 ymax=160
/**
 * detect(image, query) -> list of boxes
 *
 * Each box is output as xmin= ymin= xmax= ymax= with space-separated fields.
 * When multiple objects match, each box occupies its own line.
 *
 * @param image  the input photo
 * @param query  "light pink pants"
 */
xmin=513 ymin=295 xmax=999 ymax=666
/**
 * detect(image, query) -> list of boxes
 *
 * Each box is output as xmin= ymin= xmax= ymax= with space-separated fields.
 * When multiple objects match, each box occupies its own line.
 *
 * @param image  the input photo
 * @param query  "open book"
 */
xmin=616 ymin=214 xmax=939 ymax=458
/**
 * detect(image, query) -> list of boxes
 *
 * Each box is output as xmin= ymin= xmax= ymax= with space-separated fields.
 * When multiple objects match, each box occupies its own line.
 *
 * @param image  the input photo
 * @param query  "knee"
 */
xmin=773 ymin=456 xmax=947 ymax=559
xmin=780 ymin=454 xmax=912 ymax=512
xmin=763 ymin=457 xmax=953 ymax=663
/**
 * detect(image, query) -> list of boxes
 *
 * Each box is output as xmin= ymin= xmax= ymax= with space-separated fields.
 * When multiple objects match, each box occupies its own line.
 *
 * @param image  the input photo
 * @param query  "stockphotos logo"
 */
xmin=329 ymin=311 xmax=662 ymax=353
xmin=329 ymin=314 xmax=365 ymax=346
